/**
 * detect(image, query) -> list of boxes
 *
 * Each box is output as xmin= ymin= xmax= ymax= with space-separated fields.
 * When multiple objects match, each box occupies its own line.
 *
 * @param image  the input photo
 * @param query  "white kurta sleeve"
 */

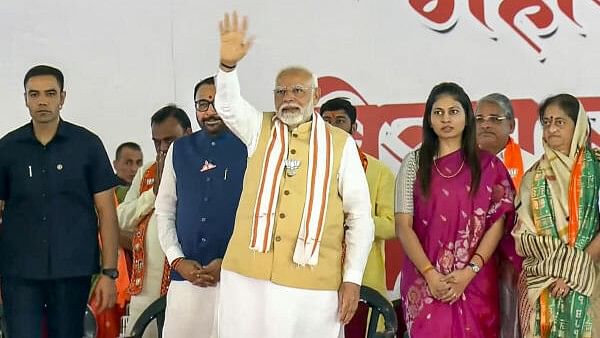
xmin=155 ymin=145 xmax=184 ymax=264
xmin=117 ymin=162 xmax=156 ymax=231
xmin=214 ymin=68 xmax=263 ymax=156
xmin=338 ymin=136 xmax=375 ymax=285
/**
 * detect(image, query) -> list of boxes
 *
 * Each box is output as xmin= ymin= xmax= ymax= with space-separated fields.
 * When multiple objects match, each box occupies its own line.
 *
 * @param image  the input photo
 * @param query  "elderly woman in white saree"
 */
xmin=513 ymin=94 xmax=600 ymax=338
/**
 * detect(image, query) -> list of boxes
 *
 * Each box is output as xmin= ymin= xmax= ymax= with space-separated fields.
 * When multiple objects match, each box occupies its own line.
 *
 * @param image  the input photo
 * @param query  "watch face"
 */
xmin=102 ymin=268 xmax=119 ymax=279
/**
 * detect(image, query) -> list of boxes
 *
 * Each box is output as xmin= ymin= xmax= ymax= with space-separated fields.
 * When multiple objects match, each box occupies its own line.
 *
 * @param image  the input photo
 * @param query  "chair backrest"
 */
xmin=83 ymin=305 xmax=97 ymax=338
xmin=359 ymin=286 xmax=398 ymax=338
xmin=128 ymin=296 xmax=166 ymax=338
xmin=0 ymin=304 xmax=6 ymax=338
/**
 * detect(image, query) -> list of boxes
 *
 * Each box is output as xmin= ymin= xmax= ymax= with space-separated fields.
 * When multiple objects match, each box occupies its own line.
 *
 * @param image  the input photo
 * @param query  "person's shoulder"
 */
xmin=365 ymin=154 xmax=393 ymax=174
xmin=60 ymin=120 xmax=103 ymax=143
xmin=0 ymin=123 xmax=31 ymax=146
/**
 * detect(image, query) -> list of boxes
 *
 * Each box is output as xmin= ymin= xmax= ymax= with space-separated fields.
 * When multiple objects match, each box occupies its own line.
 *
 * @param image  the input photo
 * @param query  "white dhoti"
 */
xmin=125 ymin=214 xmax=165 ymax=338
xmin=218 ymin=269 xmax=343 ymax=338
xmin=161 ymin=280 xmax=219 ymax=338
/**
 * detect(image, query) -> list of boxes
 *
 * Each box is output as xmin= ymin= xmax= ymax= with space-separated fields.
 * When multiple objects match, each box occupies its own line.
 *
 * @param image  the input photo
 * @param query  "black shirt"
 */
xmin=0 ymin=120 xmax=117 ymax=279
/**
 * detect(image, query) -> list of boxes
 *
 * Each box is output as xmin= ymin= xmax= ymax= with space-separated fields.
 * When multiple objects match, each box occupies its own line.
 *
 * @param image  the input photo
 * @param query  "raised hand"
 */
xmin=219 ymin=11 xmax=254 ymax=68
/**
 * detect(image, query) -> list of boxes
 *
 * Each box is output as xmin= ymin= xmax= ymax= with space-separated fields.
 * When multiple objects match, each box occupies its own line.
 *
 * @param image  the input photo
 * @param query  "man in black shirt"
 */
xmin=0 ymin=65 xmax=120 ymax=338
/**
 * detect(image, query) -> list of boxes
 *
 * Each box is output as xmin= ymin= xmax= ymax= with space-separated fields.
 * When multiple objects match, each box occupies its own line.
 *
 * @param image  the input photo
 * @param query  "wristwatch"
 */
xmin=101 ymin=268 xmax=119 ymax=280
xmin=468 ymin=262 xmax=481 ymax=273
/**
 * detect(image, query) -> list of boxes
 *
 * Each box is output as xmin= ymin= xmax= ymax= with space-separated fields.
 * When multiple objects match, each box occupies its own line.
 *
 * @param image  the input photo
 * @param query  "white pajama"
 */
xmin=218 ymin=270 xmax=343 ymax=338
xmin=162 ymin=280 xmax=219 ymax=338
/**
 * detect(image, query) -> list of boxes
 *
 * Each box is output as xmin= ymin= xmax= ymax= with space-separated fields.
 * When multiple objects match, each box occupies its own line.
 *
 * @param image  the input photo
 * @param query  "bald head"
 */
xmin=275 ymin=66 xmax=318 ymax=87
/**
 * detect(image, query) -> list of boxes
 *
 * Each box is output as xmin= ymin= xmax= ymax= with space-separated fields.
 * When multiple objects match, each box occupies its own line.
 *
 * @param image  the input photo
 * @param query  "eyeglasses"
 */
xmin=475 ymin=115 xmax=509 ymax=124
xmin=541 ymin=117 xmax=569 ymax=129
xmin=273 ymin=85 xmax=314 ymax=98
xmin=195 ymin=99 xmax=215 ymax=112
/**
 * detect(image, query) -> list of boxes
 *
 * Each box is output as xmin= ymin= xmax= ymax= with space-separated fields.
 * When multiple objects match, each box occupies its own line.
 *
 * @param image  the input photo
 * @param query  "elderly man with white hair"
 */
xmin=213 ymin=11 xmax=374 ymax=338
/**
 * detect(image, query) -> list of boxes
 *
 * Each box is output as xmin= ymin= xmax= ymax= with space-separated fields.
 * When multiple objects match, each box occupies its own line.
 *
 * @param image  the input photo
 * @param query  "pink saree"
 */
xmin=400 ymin=150 xmax=520 ymax=337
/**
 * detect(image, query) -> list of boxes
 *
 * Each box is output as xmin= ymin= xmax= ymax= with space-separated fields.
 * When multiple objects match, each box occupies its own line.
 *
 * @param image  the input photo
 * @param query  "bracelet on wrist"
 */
xmin=171 ymin=257 xmax=185 ymax=270
xmin=420 ymin=264 xmax=434 ymax=276
xmin=220 ymin=62 xmax=236 ymax=70
xmin=473 ymin=253 xmax=486 ymax=265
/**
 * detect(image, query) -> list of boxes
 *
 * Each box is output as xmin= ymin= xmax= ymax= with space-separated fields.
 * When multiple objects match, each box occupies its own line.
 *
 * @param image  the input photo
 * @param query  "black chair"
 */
xmin=0 ymin=304 xmax=6 ymax=338
xmin=83 ymin=304 xmax=97 ymax=338
xmin=128 ymin=296 xmax=166 ymax=338
xmin=360 ymin=286 xmax=398 ymax=338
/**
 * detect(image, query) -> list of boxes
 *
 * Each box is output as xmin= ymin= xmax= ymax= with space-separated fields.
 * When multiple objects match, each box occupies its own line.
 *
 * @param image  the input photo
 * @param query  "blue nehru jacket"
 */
xmin=0 ymin=120 xmax=117 ymax=279
xmin=171 ymin=129 xmax=247 ymax=281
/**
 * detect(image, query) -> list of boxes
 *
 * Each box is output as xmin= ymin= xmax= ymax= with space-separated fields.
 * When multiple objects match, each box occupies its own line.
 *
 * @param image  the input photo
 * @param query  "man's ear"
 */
xmin=59 ymin=91 xmax=66 ymax=109
xmin=351 ymin=123 xmax=357 ymax=134
xmin=508 ymin=119 xmax=516 ymax=134
xmin=313 ymin=87 xmax=321 ymax=103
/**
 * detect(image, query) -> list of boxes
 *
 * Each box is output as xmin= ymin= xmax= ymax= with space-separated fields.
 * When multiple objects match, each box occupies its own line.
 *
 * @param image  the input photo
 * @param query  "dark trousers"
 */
xmin=1 ymin=276 xmax=91 ymax=338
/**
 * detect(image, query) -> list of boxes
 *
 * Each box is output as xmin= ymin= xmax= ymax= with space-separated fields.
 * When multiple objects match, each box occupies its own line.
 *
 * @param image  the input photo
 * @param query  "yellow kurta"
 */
xmin=362 ymin=154 xmax=395 ymax=297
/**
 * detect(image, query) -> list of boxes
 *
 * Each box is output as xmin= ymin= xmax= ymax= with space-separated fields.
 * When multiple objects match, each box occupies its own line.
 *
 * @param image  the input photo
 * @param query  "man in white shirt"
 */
xmin=213 ymin=12 xmax=374 ymax=338
xmin=117 ymin=105 xmax=191 ymax=337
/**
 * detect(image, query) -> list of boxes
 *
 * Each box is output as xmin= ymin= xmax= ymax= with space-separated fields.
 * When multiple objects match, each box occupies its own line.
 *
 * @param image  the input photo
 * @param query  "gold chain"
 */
xmin=433 ymin=158 xmax=465 ymax=179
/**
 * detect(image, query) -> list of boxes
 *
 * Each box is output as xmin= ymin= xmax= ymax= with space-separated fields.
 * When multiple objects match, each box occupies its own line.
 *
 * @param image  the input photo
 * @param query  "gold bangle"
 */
xmin=421 ymin=264 xmax=434 ymax=275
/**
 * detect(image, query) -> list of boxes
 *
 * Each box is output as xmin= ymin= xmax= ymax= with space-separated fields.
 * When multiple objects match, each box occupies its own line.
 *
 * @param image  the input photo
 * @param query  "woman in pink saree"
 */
xmin=395 ymin=82 xmax=520 ymax=337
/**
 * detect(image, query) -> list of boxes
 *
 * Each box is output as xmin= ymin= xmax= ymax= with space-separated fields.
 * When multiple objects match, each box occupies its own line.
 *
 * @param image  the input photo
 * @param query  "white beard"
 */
xmin=277 ymin=97 xmax=314 ymax=127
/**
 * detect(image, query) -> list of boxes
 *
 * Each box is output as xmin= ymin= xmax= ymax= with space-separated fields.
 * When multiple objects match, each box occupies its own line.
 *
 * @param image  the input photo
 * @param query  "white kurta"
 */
xmin=214 ymin=68 xmax=374 ymax=337
xmin=117 ymin=161 xmax=163 ymax=338
xmin=155 ymin=146 xmax=221 ymax=337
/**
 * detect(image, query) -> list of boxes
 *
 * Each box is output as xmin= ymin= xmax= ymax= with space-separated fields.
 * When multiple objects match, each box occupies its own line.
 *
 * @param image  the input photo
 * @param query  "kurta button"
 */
xmin=42 ymin=216 xmax=47 ymax=221
xmin=290 ymin=149 xmax=296 ymax=154
xmin=275 ymin=236 xmax=282 ymax=242
xmin=292 ymin=133 xmax=298 ymax=138
xmin=201 ymin=217 xmax=206 ymax=222
xmin=206 ymin=177 xmax=211 ymax=182
xmin=42 ymin=193 xmax=46 ymax=198
xmin=211 ymin=141 xmax=216 ymax=146
xmin=203 ymin=197 xmax=209 ymax=202
xmin=41 ymin=169 xmax=46 ymax=174
xmin=279 ymin=213 xmax=285 ymax=219
xmin=283 ymin=190 xmax=290 ymax=195
xmin=201 ymin=238 xmax=207 ymax=243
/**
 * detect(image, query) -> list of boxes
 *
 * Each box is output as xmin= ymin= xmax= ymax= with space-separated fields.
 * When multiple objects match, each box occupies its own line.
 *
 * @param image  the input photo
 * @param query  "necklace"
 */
xmin=433 ymin=157 xmax=465 ymax=179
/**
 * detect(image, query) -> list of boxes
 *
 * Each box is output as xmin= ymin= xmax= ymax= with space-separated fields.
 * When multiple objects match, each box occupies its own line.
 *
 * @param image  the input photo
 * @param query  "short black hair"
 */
xmin=115 ymin=142 xmax=142 ymax=160
xmin=193 ymin=76 xmax=215 ymax=100
xmin=24 ymin=65 xmax=65 ymax=91
xmin=319 ymin=97 xmax=357 ymax=124
xmin=151 ymin=104 xmax=192 ymax=130
xmin=538 ymin=93 xmax=579 ymax=124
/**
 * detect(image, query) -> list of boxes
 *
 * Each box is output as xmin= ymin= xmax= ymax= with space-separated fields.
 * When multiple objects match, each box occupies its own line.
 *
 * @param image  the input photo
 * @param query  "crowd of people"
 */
xmin=0 ymin=11 xmax=599 ymax=338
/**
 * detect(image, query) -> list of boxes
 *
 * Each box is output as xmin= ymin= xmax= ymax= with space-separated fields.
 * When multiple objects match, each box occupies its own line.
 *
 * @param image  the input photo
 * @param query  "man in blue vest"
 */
xmin=156 ymin=76 xmax=247 ymax=337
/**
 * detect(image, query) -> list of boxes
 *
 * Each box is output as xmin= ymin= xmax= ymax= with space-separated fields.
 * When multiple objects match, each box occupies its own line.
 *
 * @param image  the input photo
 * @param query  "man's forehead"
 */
xmin=25 ymin=75 xmax=60 ymax=90
xmin=120 ymin=147 xmax=142 ymax=157
xmin=276 ymin=71 xmax=312 ymax=86
xmin=196 ymin=84 xmax=216 ymax=99
xmin=476 ymin=101 xmax=504 ymax=115
xmin=322 ymin=110 xmax=349 ymax=119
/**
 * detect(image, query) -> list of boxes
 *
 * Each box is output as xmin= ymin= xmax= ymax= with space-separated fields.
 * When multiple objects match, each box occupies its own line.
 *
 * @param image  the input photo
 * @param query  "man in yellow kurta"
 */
xmin=214 ymin=12 xmax=374 ymax=338
xmin=320 ymin=98 xmax=395 ymax=295
xmin=320 ymin=97 xmax=395 ymax=336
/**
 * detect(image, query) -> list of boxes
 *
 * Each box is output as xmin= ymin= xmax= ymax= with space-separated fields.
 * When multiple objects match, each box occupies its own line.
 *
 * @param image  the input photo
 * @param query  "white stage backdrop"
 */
xmin=2 ymin=0 xmax=600 ymax=293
